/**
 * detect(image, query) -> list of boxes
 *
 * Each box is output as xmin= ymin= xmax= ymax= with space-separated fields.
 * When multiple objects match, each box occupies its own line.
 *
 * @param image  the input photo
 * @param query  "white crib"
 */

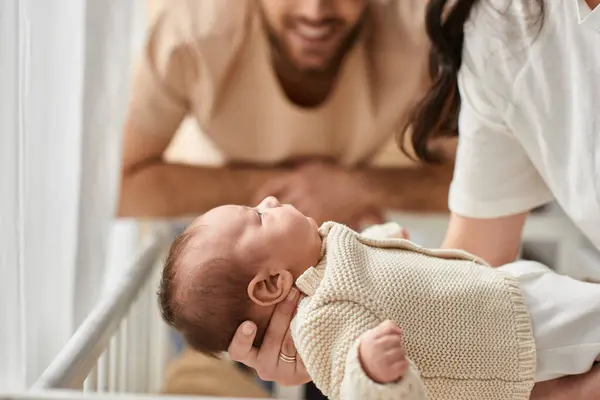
xmin=4 ymin=208 xmax=598 ymax=400
xmin=20 ymin=219 xmax=297 ymax=400
xmin=17 ymin=222 xmax=259 ymax=400
xmin=31 ymin=225 xmax=172 ymax=394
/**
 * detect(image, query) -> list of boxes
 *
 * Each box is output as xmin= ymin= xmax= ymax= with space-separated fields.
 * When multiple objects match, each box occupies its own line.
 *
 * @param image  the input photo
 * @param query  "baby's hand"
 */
xmin=358 ymin=320 xmax=409 ymax=384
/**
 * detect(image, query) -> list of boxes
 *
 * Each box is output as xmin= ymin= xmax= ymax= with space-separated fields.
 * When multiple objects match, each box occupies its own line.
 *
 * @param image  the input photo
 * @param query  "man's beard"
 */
xmin=261 ymin=12 xmax=367 ymax=78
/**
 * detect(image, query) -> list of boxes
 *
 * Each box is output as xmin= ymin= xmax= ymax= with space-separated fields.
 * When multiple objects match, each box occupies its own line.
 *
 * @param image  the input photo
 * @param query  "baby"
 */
xmin=158 ymin=196 xmax=600 ymax=400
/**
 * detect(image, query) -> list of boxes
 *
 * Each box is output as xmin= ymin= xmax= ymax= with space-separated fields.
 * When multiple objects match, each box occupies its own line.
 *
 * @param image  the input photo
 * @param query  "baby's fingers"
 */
xmin=374 ymin=320 xmax=402 ymax=337
xmin=385 ymin=346 xmax=407 ymax=362
xmin=390 ymin=359 xmax=410 ymax=378
xmin=379 ymin=331 xmax=404 ymax=345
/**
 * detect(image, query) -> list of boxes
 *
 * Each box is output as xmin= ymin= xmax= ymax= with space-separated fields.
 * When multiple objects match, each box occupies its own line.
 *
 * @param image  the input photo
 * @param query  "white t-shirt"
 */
xmin=450 ymin=0 xmax=600 ymax=251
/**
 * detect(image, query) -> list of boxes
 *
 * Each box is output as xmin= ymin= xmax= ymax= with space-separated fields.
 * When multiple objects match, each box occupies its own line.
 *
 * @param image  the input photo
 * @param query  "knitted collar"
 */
xmin=294 ymin=222 xmax=335 ymax=296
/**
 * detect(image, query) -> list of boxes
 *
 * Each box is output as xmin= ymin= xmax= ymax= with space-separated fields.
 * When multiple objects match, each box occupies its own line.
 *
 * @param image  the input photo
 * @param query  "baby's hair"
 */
xmin=158 ymin=226 xmax=265 ymax=356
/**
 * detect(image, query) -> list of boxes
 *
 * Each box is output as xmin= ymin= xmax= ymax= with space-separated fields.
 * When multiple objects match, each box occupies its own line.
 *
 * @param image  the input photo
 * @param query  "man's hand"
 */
xmin=358 ymin=320 xmax=409 ymax=384
xmin=253 ymin=161 xmax=383 ymax=229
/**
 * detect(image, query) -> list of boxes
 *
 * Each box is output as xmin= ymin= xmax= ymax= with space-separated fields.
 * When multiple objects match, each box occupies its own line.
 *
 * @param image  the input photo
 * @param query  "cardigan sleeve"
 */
xmin=342 ymin=339 xmax=428 ymax=400
xmin=294 ymin=301 xmax=428 ymax=400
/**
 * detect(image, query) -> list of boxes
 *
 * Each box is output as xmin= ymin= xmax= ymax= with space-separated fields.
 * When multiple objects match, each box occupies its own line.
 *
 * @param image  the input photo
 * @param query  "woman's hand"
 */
xmin=228 ymin=288 xmax=311 ymax=386
xmin=530 ymin=364 xmax=600 ymax=400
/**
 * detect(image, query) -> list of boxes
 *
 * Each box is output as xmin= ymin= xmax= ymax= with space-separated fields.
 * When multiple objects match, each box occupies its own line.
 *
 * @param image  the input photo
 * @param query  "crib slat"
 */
xmin=109 ymin=334 xmax=119 ymax=392
xmin=139 ymin=281 xmax=150 ymax=391
xmin=147 ymin=276 xmax=165 ymax=392
xmin=128 ymin=297 xmax=141 ymax=392
xmin=83 ymin=364 xmax=98 ymax=392
xmin=97 ymin=352 xmax=108 ymax=392
xmin=119 ymin=319 xmax=128 ymax=392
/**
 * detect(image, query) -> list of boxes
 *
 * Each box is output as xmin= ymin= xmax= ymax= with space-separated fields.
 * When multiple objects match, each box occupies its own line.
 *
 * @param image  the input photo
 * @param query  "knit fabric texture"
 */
xmin=291 ymin=222 xmax=536 ymax=400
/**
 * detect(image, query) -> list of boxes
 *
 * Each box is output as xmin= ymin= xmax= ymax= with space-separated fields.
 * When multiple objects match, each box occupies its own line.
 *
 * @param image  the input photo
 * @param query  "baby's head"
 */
xmin=158 ymin=196 xmax=322 ymax=356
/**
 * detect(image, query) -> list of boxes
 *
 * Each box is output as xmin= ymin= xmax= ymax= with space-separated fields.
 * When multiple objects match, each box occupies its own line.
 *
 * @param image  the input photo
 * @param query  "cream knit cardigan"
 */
xmin=291 ymin=222 xmax=536 ymax=400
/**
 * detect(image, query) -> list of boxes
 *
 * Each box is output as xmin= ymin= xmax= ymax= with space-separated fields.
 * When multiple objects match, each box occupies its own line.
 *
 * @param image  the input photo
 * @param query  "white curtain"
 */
xmin=0 ymin=0 xmax=144 ymax=389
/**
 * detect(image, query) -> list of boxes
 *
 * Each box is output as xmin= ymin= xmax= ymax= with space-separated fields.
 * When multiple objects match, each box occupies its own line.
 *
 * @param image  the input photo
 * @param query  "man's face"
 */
xmin=258 ymin=0 xmax=368 ymax=74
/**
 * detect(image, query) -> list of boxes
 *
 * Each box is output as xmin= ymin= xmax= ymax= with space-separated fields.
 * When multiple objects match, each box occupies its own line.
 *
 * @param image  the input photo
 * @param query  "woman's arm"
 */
xmin=442 ymin=212 xmax=528 ymax=266
xmin=442 ymin=212 xmax=600 ymax=400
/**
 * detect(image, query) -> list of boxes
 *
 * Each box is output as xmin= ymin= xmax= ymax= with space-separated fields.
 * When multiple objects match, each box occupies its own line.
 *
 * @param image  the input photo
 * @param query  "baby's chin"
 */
xmin=307 ymin=216 xmax=319 ymax=231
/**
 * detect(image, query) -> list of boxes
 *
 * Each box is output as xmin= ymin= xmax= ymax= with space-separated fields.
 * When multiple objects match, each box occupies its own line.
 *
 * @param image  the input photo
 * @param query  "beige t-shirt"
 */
xmin=128 ymin=0 xmax=430 ymax=167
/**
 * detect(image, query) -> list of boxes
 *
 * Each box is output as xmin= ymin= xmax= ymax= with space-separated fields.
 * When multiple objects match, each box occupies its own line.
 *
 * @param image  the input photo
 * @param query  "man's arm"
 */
xmin=119 ymin=0 xmax=291 ymax=217
xmin=358 ymin=163 xmax=454 ymax=213
xmin=119 ymin=121 xmax=288 ymax=218
xmin=120 ymin=114 xmax=455 ymax=217
xmin=119 ymin=163 xmax=290 ymax=218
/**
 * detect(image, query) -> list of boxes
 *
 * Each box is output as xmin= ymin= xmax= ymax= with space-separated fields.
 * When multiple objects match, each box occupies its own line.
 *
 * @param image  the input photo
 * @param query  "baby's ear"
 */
xmin=248 ymin=270 xmax=294 ymax=307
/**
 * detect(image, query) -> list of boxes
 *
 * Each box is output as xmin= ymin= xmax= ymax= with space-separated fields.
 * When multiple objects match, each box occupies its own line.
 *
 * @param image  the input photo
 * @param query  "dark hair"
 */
xmin=158 ymin=228 xmax=264 ymax=356
xmin=402 ymin=0 xmax=545 ymax=163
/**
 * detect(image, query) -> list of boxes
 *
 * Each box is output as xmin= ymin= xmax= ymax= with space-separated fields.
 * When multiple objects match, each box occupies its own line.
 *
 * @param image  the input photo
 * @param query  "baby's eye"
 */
xmin=255 ymin=210 xmax=263 ymax=221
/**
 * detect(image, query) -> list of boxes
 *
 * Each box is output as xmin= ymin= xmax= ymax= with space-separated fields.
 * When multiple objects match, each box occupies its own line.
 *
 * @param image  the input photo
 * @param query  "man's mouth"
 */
xmin=294 ymin=23 xmax=338 ymax=42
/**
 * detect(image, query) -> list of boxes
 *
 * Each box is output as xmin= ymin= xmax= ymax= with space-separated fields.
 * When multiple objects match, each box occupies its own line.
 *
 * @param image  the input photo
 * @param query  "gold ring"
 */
xmin=279 ymin=352 xmax=296 ymax=363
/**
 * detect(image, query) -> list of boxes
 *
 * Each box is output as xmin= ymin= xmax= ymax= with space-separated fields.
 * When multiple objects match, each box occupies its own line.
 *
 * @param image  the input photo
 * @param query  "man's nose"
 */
xmin=297 ymin=0 xmax=334 ymax=21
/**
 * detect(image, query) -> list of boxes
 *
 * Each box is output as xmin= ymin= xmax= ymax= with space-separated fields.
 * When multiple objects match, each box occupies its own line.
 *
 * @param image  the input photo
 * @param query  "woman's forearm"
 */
xmin=530 ymin=365 xmax=600 ymax=400
xmin=442 ymin=212 xmax=528 ymax=266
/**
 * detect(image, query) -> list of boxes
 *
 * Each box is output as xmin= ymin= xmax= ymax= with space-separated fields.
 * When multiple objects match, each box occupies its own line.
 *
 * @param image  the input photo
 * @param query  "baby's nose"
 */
xmin=261 ymin=196 xmax=281 ymax=208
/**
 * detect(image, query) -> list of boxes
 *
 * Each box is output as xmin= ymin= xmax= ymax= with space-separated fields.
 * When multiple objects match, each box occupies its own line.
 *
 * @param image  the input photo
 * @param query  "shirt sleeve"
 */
xmin=294 ymin=301 xmax=427 ymax=400
xmin=126 ymin=5 xmax=192 ymax=136
xmin=449 ymin=12 xmax=554 ymax=218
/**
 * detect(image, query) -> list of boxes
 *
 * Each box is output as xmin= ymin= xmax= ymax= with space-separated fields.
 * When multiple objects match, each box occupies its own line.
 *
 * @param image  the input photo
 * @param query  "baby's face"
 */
xmin=191 ymin=197 xmax=322 ymax=277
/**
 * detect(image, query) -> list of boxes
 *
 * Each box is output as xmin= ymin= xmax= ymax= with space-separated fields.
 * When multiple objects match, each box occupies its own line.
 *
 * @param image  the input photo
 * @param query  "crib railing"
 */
xmin=2 ymin=391 xmax=251 ymax=400
xmin=32 ymin=228 xmax=171 ymax=393
xmin=26 ymin=220 xmax=298 ymax=400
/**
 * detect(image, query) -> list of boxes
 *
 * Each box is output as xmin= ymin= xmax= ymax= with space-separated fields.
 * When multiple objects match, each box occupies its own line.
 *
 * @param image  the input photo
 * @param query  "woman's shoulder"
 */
xmin=466 ymin=0 xmax=546 ymax=41
xmin=461 ymin=0 xmax=548 ymax=98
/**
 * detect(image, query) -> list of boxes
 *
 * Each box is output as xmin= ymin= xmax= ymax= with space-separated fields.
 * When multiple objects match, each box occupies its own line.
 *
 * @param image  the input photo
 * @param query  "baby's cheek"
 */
xmin=237 ymin=235 xmax=271 ymax=267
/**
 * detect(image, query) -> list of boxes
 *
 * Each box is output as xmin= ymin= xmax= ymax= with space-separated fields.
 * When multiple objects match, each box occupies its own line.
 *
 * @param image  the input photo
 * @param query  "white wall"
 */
xmin=0 ymin=1 xmax=25 ymax=390
xmin=0 ymin=0 xmax=141 ymax=389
